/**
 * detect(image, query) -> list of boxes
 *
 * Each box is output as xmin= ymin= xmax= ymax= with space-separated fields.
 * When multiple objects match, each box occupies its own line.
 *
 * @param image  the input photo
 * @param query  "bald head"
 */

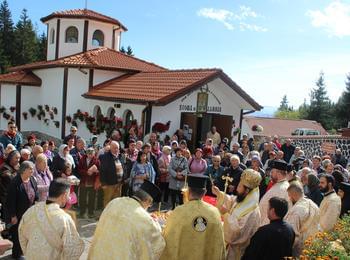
xmin=110 ymin=141 xmax=120 ymax=156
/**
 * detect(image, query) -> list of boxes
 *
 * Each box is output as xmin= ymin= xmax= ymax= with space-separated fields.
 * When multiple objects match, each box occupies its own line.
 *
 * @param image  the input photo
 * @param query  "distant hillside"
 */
xmin=250 ymin=106 xmax=277 ymax=117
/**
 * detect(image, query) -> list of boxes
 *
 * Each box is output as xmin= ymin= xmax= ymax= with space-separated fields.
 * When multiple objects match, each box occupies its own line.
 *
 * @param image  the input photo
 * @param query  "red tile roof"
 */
xmin=41 ymin=9 xmax=127 ymax=31
xmin=244 ymin=116 xmax=328 ymax=137
xmin=82 ymin=69 xmax=262 ymax=109
xmin=0 ymin=71 xmax=41 ymax=86
xmin=9 ymin=47 xmax=166 ymax=73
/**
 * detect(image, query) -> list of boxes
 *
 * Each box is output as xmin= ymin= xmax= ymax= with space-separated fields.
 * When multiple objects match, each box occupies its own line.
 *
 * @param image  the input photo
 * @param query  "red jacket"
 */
xmin=77 ymin=155 xmax=100 ymax=187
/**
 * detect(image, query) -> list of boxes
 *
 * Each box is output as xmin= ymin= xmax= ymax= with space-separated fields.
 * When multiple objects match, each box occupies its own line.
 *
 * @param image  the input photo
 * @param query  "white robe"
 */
xmin=285 ymin=197 xmax=320 ymax=256
xmin=19 ymin=201 xmax=84 ymax=260
xmin=319 ymin=191 xmax=341 ymax=232
xmin=259 ymin=179 xmax=290 ymax=226
xmin=217 ymin=188 xmax=261 ymax=260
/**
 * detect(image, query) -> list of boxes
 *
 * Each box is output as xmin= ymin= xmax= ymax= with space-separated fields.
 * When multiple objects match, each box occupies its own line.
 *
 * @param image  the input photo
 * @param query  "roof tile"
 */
xmin=0 ymin=71 xmax=41 ymax=86
xmin=41 ymin=9 xmax=127 ymax=31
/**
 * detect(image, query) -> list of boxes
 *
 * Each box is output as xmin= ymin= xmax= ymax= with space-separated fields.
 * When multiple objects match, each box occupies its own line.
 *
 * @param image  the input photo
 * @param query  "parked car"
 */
xmin=291 ymin=128 xmax=320 ymax=136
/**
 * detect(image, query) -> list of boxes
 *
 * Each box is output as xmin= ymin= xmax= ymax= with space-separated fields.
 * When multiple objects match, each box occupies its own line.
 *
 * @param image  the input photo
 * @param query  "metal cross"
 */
xmin=222 ymin=174 xmax=233 ymax=194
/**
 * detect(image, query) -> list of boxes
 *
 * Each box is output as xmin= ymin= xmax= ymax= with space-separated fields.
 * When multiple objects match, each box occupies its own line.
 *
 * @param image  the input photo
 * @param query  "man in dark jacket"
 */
xmin=242 ymin=197 xmax=295 ymax=260
xmin=99 ymin=141 xmax=125 ymax=208
xmin=281 ymin=139 xmax=295 ymax=163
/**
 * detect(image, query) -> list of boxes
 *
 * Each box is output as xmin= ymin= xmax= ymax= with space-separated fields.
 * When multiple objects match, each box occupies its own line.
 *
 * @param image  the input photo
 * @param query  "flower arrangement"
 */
xmin=44 ymin=104 xmax=50 ymax=112
xmin=53 ymin=121 xmax=60 ymax=128
xmin=29 ymin=107 xmax=37 ymax=117
xmin=44 ymin=118 xmax=49 ymax=126
xmin=0 ymin=106 xmax=6 ymax=113
xmin=22 ymin=112 xmax=28 ymax=120
xmin=37 ymin=105 xmax=43 ymax=111
xmin=3 ymin=112 xmax=10 ymax=120
xmin=300 ymin=215 xmax=350 ymax=259
xmin=66 ymin=115 xmax=72 ymax=123
xmin=52 ymin=107 xmax=58 ymax=115
xmin=9 ymin=106 xmax=16 ymax=112
xmin=251 ymin=124 xmax=264 ymax=132
xmin=49 ymin=111 xmax=54 ymax=120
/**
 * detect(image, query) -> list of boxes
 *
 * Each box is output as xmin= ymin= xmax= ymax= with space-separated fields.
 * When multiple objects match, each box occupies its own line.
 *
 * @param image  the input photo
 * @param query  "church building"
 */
xmin=0 ymin=9 xmax=262 ymax=149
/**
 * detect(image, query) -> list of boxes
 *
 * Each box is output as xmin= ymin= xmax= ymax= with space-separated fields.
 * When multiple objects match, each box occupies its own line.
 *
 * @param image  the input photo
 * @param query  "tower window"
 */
xmin=50 ymin=28 xmax=55 ymax=44
xmin=92 ymin=30 xmax=104 ymax=46
xmin=65 ymin=26 xmax=79 ymax=43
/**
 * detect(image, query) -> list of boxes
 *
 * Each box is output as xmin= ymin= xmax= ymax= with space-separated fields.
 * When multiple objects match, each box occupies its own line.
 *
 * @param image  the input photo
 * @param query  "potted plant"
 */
xmin=251 ymin=124 xmax=264 ymax=132
xmin=44 ymin=118 xmax=49 ymax=125
xmin=66 ymin=115 xmax=72 ymax=123
xmin=22 ymin=112 xmax=28 ymax=120
xmin=53 ymin=121 xmax=60 ymax=128
xmin=0 ymin=106 xmax=6 ymax=113
xmin=37 ymin=114 xmax=42 ymax=120
xmin=52 ymin=107 xmax=58 ymax=115
xmin=3 ymin=112 xmax=10 ymax=120
xmin=49 ymin=111 xmax=54 ymax=120
xmin=9 ymin=106 xmax=16 ymax=113
xmin=37 ymin=105 xmax=43 ymax=111
xmin=29 ymin=107 xmax=37 ymax=117
xmin=44 ymin=104 xmax=50 ymax=112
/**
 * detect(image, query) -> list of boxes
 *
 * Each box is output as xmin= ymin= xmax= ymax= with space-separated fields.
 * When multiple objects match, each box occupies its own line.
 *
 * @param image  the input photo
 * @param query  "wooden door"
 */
xmin=211 ymin=114 xmax=233 ymax=141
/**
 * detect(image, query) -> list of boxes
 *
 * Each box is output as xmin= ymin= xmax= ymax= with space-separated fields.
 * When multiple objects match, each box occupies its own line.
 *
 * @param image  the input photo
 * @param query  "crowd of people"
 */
xmin=0 ymin=120 xmax=349 ymax=259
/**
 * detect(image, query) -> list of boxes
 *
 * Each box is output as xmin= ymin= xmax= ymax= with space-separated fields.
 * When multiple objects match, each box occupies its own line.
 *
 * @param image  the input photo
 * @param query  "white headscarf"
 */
xmin=58 ymin=144 xmax=75 ymax=168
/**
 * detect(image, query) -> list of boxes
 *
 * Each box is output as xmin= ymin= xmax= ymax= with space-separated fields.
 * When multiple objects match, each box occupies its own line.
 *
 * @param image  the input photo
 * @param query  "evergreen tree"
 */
xmin=13 ymin=9 xmax=38 ymax=65
xmin=307 ymin=72 xmax=333 ymax=129
xmin=120 ymin=46 xmax=126 ymax=53
xmin=336 ymin=74 xmax=350 ymax=128
xmin=278 ymin=94 xmax=290 ymax=111
xmin=126 ymin=45 xmax=134 ymax=56
xmin=0 ymin=0 xmax=14 ymax=72
xmin=36 ymin=31 xmax=47 ymax=61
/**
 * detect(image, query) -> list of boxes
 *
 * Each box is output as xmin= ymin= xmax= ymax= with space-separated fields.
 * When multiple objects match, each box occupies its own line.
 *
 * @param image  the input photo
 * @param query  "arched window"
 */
xmin=92 ymin=30 xmax=104 ymax=46
xmin=65 ymin=26 xmax=78 ymax=43
xmin=124 ymin=110 xmax=134 ymax=128
xmin=50 ymin=28 xmax=55 ymax=44
xmin=107 ymin=107 xmax=116 ymax=119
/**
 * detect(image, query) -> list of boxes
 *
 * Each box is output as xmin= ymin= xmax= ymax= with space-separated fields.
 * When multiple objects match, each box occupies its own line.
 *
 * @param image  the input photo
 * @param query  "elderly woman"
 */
xmin=33 ymin=153 xmax=53 ymax=201
xmin=78 ymin=147 xmax=100 ymax=218
xmin=158 ymin=145 xmax=171 ymax=203
xmin=168 ymin=148 xmax=189 ymax=209
xmin=6 ymin=161 xmax=38 ymax=259
xmin=0 ymin=150 xmax=20 ymax=212
xmin=20 ymin=148 xmax=31 ymax=163
xmin=130 ymin=151 xmax=156 ymax=193
xmin=51 ymin=144 xmax=75 ymax=178
xmin=188 ymin=148 xmax=207 ymax=175
xmin=205 ymin=155 xmax=225 ymax=196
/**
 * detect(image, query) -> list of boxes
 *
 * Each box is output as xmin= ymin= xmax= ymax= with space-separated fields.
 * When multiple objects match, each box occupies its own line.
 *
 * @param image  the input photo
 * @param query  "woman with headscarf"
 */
xmin=306 ymin=174 xmax=323 ymax=206
xmin=50 ymin=144 xmax=75 ymax=178
xmin=0 ymin=150 xmax=21 ymax=212
xmin=338 ymin=182 xmax=350 ymax=217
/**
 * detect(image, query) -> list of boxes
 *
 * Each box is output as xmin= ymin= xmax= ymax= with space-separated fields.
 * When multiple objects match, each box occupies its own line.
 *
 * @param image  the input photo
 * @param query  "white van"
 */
xmin=291 ymin=128 xmax=320 ymax=136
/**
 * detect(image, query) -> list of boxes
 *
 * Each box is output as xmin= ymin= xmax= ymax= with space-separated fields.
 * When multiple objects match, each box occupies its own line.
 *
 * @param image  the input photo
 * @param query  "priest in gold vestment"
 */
xmin=160 ymin=174 xmax=226 ymax=260
xmin=19 ymin=178 xmax=84 ymax=260
xmin=88 ymin=180 xmax=165 ymax=260
xmin=213 ymin=169 xmax=262 ymax=260
xmin=285 ymin=182 xmax=320 ymax=257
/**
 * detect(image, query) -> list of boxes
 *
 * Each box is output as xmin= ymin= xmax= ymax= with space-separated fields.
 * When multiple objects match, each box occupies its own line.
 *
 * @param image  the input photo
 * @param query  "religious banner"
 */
xmin=196 ymin=92 xmax=208 ymax=113
xmin=321 ymin=142 xmax=336 ymax=154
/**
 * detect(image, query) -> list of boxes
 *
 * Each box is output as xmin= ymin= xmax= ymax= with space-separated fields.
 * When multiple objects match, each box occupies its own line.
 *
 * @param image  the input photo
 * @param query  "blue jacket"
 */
xmin=0 ymin=132 xmax=23 ymax=150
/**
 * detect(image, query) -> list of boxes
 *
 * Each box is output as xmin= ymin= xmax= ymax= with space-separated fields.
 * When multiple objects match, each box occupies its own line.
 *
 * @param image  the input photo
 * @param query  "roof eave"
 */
xmin=82 ymin=94 xmax=149 ymax=105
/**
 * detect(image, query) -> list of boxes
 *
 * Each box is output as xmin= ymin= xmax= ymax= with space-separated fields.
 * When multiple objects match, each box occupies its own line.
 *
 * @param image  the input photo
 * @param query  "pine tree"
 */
xmin=0 ymin=0 xmax=14 ymax=72
xmin=13 ymin=9 xmax=38 ymax=65
xmin=278 ymin=95 xmax=290 ymax=111
xmin=126 ymin=45 xmax=134 ymax=56
xmin=307 ymin=72 xmax=333 ymax=129
xmin=36 ymin=31 xmax=47 ymax=61
xmin=336 ymin=74 xmax=350 ymax=128
xmin=120 ymin=46 xmax=126 ymax=53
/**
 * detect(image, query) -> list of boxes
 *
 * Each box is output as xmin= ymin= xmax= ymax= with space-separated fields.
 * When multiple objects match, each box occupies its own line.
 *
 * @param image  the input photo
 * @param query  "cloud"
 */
xmin=197 ymin=6 xmax=267 ymax=32
xmin=307 ymin=1 xmax=350 ymax=37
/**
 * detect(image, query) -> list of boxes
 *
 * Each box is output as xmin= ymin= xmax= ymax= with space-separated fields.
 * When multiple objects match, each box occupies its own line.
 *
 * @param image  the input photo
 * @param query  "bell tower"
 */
xmin=41 ymin=9 xmax=127 ymax=61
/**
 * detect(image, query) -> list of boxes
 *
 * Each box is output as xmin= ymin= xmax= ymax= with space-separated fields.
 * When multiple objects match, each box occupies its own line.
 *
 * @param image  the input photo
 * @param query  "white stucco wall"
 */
xmin=65 ymin=68 xmax=145 ymax=144
xmin=0 ymin=84 xmax=17 ymax=130
xmin=241 ymin=119 xmax=253 ymax=138
xmin=151 ymin=78 xmax=254 ymax=138
xmin=46 ymin=19 xmax=57 ymax=61
xmin=93 ymin=70 xmax=124 ymax=85
xmin=20 ymin=86 xmax=42 ymax=132
xmin=59 ymin=19 xmax=85 ymax=58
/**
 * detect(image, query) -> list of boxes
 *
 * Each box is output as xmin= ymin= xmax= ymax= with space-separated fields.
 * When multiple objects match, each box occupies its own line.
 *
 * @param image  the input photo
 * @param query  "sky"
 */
xmin=7 ymin=0 xmax=350 ymax=108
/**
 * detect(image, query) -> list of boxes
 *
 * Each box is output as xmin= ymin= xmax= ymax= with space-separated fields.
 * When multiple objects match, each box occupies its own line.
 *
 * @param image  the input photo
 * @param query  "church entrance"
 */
xmin=180 ymin=112 xmax=233 ymax=151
